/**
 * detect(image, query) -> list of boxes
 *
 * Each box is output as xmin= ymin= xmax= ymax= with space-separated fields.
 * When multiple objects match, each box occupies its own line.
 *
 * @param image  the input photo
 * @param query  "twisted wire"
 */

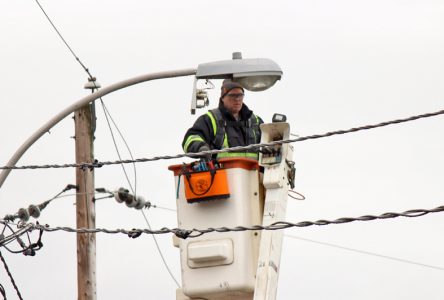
xmin=7 ymin=204 xmax=443 ymax=239
xmin=0 ymin=251 xmax=24 ymax=300
xmin=2 ymin=107 xmax=444 ymax=170
xmin=0 ymin=224 xmax=34 ymax=247
xmin=285 ymin=234 xmax=444 ymax=271
xmin=0 ymin=283 xmax=5 ymax=299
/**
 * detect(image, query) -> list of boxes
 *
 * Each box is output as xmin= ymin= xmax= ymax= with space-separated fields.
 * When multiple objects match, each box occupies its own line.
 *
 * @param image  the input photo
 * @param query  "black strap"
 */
xmin=244 ymin=115 xmax=259 ymax=145
xmin=185 ymin=169 xmax=217 ymax=196
xmin=210 ymin=109 xmax=226 ymax=149
xmin=225 ymin=120 xmax=249 ymax=127
xmin=210 ymin=109 xmax=260 ymax=149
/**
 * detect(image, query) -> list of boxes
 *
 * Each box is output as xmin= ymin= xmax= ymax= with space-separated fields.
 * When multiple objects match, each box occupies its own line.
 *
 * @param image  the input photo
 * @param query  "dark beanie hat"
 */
xmin=220 ymin=79 xmax=244 ymax=99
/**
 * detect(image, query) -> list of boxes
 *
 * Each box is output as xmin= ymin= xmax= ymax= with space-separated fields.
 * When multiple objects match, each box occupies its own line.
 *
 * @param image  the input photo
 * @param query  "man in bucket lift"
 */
xmin=182 ymin=79 xmax=264 ymax=159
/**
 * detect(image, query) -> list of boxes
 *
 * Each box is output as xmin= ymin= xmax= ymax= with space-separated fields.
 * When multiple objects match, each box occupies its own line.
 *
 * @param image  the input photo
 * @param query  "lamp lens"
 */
xmin=235 ymin=75 xmax=279 ymax=91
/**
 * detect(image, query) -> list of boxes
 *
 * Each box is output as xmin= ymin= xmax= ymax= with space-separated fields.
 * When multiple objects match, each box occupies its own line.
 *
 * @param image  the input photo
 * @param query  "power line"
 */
xmin=284 ymin=234 xmax=444 ymax=271
xmin=100 ymin=101 xmax=180 ymax=287
xmin=0 ymin=251 xmax=24 ymax=300
xmin=141 ymin=210 xmax=180 ymax=287
xmin=8 ymin=204 xmax=443 ymax=239
xmin=0 ymin=223 xmax=34 ymax=248
xmin=3 ymin=184 xmax=78 ymax=222
xmin=146 ymin=204 xmax=176 ymax=212
xmin=3 ymin=185 xmax=115 ymax=224
xmin=0 ymin=225 xmax=44 ymax=256
xmin=99 ymin=101 xmax=137 ymax=197
xmin=0 ymin=283 xmax=5 ymax=300
xmin=33 ymin=0 xmax=180 ymax=292
xmin=34 ymin=0 xmax=93 ymax=79
xmin=3 ymin=106 xmax=444 ymax=170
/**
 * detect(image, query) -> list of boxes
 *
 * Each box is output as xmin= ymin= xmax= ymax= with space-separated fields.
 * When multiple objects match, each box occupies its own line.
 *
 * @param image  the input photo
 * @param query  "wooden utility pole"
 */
xmin=75 ymin=102 xmax=96 ymax=300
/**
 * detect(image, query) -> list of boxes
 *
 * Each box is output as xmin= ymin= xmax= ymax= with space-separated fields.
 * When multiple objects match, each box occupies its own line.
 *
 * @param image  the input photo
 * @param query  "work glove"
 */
xmin=260 ymin=146 xmax=275 ymax=155
xmin=198 ymin=145 xmax=212 ymax=160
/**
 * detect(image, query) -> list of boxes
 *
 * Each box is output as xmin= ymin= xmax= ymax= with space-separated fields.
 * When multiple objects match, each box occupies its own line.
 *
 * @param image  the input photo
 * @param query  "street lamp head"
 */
xmin=195 ymin=52 xmax=283 ymax=91
xmin=190 ymin=52 xmax=283 ymax=114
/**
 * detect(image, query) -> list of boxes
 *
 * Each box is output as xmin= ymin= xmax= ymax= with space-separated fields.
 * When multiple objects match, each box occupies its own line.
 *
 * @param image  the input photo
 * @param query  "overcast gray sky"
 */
xmin=1 ymin=1 xmax=444 ymax=299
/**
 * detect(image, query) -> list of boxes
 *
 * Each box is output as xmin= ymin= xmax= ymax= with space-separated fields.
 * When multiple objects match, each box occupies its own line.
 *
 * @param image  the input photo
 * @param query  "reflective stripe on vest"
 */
xmin=217 ymin=152 xmax=259 ymax=159
xmin=252 ymin=114 xmax=259 ymax=144
xmin=207 ymin=109 xmax=260 ymax=159
xmin=183 ymin=134 xmax=205 ymax=152
xmin=207 ymin=110 xmax=227 ymax=150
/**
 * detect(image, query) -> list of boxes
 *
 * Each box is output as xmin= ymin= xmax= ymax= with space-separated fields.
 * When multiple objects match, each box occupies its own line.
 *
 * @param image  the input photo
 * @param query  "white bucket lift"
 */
xmin=254 ymin=122 xmax=294 ymax=300
xmin=169 ymin=122 xmax=294 ymax=300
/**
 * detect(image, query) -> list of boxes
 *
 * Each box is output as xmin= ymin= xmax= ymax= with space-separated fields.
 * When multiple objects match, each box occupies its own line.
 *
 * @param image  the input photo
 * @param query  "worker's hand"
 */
xmin=260 ymin=146 xmax=275 ymax=155
xmin=198 ymin=145 xmax=212 ymax=160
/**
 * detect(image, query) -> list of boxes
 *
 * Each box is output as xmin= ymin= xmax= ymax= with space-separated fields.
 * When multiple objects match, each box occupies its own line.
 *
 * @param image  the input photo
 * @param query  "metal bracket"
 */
xmin=285 ymin=159 xmax=296 ymax=189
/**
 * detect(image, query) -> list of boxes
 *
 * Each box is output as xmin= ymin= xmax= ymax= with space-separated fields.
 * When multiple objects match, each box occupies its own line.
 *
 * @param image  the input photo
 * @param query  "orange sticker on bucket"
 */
xmin=184 ymin=169 xmax=230 ymax=203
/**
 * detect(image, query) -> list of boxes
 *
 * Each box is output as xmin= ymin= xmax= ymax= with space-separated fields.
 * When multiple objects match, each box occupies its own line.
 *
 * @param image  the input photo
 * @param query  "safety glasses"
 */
xmin=226 ymin=93 xmax=244 ymax=100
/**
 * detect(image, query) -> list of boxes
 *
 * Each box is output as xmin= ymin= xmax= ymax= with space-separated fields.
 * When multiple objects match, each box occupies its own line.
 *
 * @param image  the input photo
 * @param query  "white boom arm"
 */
xmin=254 ymin=122 xmax=294 ymax=300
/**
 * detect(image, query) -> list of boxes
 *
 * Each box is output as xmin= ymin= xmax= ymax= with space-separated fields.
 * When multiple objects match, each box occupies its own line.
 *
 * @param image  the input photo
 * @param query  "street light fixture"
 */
xmin=191 ymin=52 xmax=283 ymax=114
xmin=196 ymin=52 xmax=282 ymax=90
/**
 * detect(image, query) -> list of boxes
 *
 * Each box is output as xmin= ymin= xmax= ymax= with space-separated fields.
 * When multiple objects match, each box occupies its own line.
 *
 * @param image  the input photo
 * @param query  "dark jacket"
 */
xmin=182 ymin=102 xmax=263 ymax=155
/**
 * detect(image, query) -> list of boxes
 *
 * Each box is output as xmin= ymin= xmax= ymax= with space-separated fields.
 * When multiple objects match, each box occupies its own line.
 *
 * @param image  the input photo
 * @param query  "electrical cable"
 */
xmin=35 ymin=0 xmax=132 ymax=197
xmin=50 ymin=191 xmax=104 ymax=200
xmin=99 ymin=100 xmax=137 ymax=196
xmin=2 ymin=186 xmax=114 ymax=224
xmin=141 ymin=210 xmax=180 ymax=287
xmin=32 ymin=0 xmax=178 ymax=287
xmin=93 ymin=195 xmax=114 ymax=201
xmin=0 ymin=283 xmax=5 ymax=300
xmin=99 ymin=99 xmax=178 ymax=287
xmin=0 ymin=223 xmax=7 ymax=238
xmin=39 ymin=183 xmax=78 ymax=208
xmin=0 ymin=251 xmax=24 ymax=300
xmin=0 ymin=222 xmax=43 ymax=256
xmin=96 ymin=89 xmax=178 ymax=287
xmin=285 ymin=234 xmax=444 ymax=271
xmin=33 ymin=0 xmax=93 ymax=80
xmin=4 ymin=106 xmax=444 ymax=171
xmin=32 ymin=0 xmax=181 ymax=292
xmin=0 ymin=223 xmax=21 ymax=248
xmin=3 ymin=244 xmax=31 ymax=255
xmin=3 ymin=237 xmax=43 ymax=256
xmin=3 ymin=184 xmax=78 ymax=222
xmin=99 ymin=101 xmax=180 ymax=287
xmin=288 ymin=190 xmax=305 ymax=200
xmin=0 ymin=223 xmax=34 ymax=248
xmin=11 ymin=204 xmax=444 ymax=239
xmin=146 ymin=204 xmax=176 ymax=213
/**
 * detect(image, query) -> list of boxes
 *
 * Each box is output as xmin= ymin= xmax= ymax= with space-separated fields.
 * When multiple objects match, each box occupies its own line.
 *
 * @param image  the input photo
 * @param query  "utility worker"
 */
xmin=182 ymin=79 xmax=263 ymax=159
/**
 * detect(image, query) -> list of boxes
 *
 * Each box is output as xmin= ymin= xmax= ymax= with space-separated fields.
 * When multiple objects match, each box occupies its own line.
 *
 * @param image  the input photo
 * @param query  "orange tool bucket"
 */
xmin=182 ymin=168 xmax=230 ymax=203
xmin=169 ymin=158 xmax=259 ymax=204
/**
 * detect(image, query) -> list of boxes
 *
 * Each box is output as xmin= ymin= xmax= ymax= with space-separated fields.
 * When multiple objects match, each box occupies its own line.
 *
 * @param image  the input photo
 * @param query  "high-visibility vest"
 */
xmin=207 ymin=109 xmax=261 ymax=159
